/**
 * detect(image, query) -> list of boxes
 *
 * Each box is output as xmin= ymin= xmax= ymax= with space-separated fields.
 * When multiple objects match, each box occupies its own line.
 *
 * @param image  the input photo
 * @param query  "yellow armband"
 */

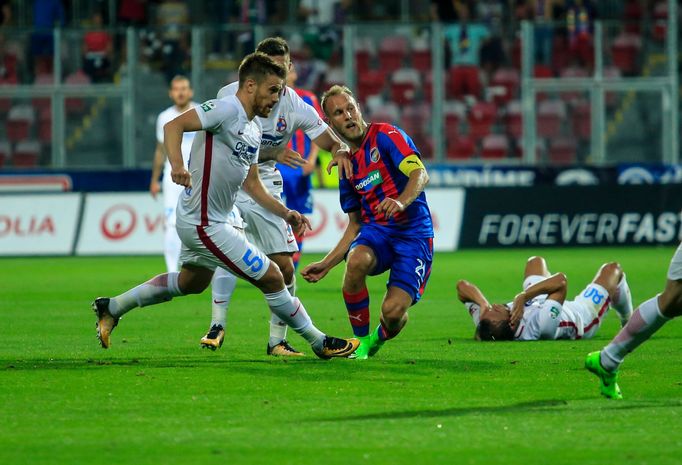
xmin=398 ymin=154 xmax=425 ymax=176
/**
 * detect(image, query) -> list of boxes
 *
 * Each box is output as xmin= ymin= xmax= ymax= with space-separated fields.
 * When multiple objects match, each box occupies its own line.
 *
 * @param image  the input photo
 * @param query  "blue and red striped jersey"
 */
xmin=339 ymin=123 xmax=433 ymax=237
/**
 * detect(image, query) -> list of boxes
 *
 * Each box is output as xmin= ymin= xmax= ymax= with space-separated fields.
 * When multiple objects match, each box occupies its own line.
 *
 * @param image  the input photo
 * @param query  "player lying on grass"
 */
xmin=457 ymin=256 xmax=633 ymax=341
xmin=91 ymin=53 xmax=358 ymax=360
xmin=585 ymin=241 xmax=682 ymax=400
xmin=301 ymin=85 xmax=433 ymax=359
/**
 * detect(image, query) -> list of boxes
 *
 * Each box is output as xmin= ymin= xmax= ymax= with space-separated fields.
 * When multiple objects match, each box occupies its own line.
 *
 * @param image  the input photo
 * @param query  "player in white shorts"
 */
xmin=586 ymin=242 xmax=682 ymax=399
xmin=91 ymin=52 xmax=359 ymax=360
xmin=149 ymin=75 xmax=198 ymax=272
xmin=456 ymin=256 xmax=633 ymax=341
xmin=200 ymin=37 xmax=352 ymax=356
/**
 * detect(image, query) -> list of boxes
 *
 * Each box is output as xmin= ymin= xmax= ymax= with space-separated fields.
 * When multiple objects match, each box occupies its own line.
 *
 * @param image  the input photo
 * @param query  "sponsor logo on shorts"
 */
xmin=414 ymin=258 xmax=425 ymax=279
xmin=549 ymin=306 xmax=560 ymax=319
xmin=354 ymin=170 xmax=383 ymax=191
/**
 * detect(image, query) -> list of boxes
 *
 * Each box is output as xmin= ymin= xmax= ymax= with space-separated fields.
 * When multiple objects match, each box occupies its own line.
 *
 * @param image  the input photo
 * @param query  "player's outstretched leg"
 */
xmin=93 ymin=266 xmax=211 ymax=349
xmin=257 ymin=263 xmax=359 ymax=359
xmin=200 ymin=267 xmax=236 ymax=350
xmin=591 ymin=262 xmax=632 ymax=326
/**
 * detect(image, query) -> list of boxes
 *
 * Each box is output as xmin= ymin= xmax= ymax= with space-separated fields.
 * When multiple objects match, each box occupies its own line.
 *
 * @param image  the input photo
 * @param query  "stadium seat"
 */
xmin=0 ymin=141 xmax=10 ymax=167
xmin=378 ymin=35 xmax=409 ymax=73
xmin=548 ymin=137 xmax=577 ymax=165
xmin=357 ymin=69 xmax=387 ymax=102
xmin=390 ymin=68 xmax=420 ymax=104
xmin=624 ymin=0 xmax=643 ymax=33
xmin=447 ymin=136 xmax=476 ymax=160
xmin=12 ymin=140 xmax=41 ymax=167
xmin=401 ymin=102 xmax=430 ymax=137
xmin=571 ymin=100 xmax=591 ymax=140
xmin=611 ymin=33 xmax=641 ymax=75
xmin=466 ymin=101 xmax=497 ymax=140
xmin=490 ymin=67 xmax=520 ymax=105
xmin=411 ymin=38 xmax=431 ymax=73
xmin=6 ymin=104 xmax=35 ymax=142
xmin=537 ymin=100 xmax=566 ymax=138
xmin=369 ymin=101 xmax=400 ymax=125
xmin=447 ymin=66 xmax=482 ymax=100
xmin=322 ymin=67 xmax=344 ymax=91
xmin=505 ymin=100 xmax=522 ymax=139
xmin=444 ymin=100 xmax=466 ymax=140
xmin=32 ymin=73 xmax=53 ymax=111
xmin=423 ymin=71 xmax=433 ymax=101
xmin=533 ymin=64 xmax=553 ymax=79
xmin=65 ymin=70 xmax=91 ymax=115
xmin=354 ymin=37 xmax=375 ymax=74
xmin=652 ymin=2 xmax=668 ymax=42
xmin=481 ymin=134 xmax=509 ymax=159
xmin=552 ymin=36 xmax=570 ymax=73
xmin=559 ymin=66 xmax=589 ymax=103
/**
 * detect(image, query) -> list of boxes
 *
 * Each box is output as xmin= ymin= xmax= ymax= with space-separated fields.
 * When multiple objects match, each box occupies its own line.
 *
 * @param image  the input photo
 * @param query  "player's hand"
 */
xmin=327 ymin=151 xmax=352 ymax=179
xmin=510 ymin=293 xmax=526 ymax=328
xmin=149 ymin=180 xmax=161 ymax=199
xmin=301 ymin=261 xmax=331 ymax=283
xmin=374 ymin=197 xmax=405 ymax=220
xmin=171 ymin=167 xmax=192 ymax=188
xmin=285 ymin=209 xmax=311 ymax=236
xmin=276 ymin=148 xmax=307 ymax=169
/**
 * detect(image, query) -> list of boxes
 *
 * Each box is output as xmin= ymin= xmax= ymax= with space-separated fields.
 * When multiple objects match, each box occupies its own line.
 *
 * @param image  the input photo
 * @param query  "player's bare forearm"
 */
xmin=164 ymin=109 xmax=201 ymax=171
xmin=315 ymin=130 xmax=351 ymax=178
xmin=150 ymin=143 xmax=165 ymax=196
xmin=242 ymin=165 xmax=289 ymax=219
xmin=319 ymin=212 xmax=362 ymax=270
xmin=456 ymin=280 xmax=490 ymax=308
xmin=396 ymin=168 xmax=429 ymax=208
xmin=518 ymin=273 xmax=568 ymax=304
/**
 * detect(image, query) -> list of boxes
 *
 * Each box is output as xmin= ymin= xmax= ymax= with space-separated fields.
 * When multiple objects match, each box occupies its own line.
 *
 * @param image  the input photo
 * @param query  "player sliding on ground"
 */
xmin=301 ymin=85 xmax=433 ymax=360
xmin=585 ymin=242 xmax=682 ymax=399
xmin=91 ymin=53 xmax=358 ymax=360
xmin=457 ymin=256 xmax=633 ymax=341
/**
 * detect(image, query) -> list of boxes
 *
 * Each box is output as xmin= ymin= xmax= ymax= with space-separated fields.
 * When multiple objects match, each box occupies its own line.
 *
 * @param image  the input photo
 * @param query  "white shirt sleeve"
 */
xmin=195 ymin=99 xmax=234 ymax=132
xmin=155 ymin=111 xmax=165 ymax=144
xmin=532 ymin=299 xmax=563 ymax=340
xmin=290 ymin=89 xmax=328 ymax=140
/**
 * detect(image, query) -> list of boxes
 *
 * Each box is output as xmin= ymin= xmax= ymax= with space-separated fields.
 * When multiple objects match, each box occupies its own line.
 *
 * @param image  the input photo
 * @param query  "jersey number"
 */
xmin=583 ymin=287 xmax=605 ymax=305
xmin=243 ymin=249 xmax=264 ymax=273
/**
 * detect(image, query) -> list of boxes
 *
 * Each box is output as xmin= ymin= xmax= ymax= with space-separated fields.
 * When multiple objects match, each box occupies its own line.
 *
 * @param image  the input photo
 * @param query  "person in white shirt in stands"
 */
xmin=92 ymin=52 xmax=359 ymax=360
xmin=199 ymin=37 xmax=351 ymax=357
xmin=457 ymin=255 xmax=633 ymax=342
xmin=149 ymin=75 xmax=197 ymax=273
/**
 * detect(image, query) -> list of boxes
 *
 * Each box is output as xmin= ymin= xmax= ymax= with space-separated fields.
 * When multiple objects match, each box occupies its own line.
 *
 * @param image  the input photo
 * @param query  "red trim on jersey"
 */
xmin=200 ymin=132 xmax=214 ymax=227
xmin=196 ymin=225 xmax=256 ymax=284
xmin=582 ymin=298 xmax=611 ymax=334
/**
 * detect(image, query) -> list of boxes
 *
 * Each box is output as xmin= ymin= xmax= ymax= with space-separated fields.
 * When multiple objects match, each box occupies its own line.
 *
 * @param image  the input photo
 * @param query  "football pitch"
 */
xmin=2 ymin=247 xmax=681 ymax=465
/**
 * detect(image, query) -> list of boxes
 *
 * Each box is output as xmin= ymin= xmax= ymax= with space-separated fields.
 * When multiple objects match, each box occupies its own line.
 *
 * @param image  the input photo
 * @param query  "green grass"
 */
xmin=2 ymin=247 xmax=682 ymax=465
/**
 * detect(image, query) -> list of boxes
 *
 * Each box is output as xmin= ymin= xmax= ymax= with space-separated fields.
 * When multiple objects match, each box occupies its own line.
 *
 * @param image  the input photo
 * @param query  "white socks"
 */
xmin=210 ymin=267 xmax=237 ymax=328
xmin=263 ymin=289 xmax=324 ymax=350
xmin=601 ymin=295 xmax=670 ymax=372
xmin=109 ymin=272 xmax=183 ymax=318
xmin=164 ymin=225 xmax=181 ymax=273
xmin=612 ymin=274 xmax=633 ymax=326
xmin=268 ymin=278 xmax=296 ymax=347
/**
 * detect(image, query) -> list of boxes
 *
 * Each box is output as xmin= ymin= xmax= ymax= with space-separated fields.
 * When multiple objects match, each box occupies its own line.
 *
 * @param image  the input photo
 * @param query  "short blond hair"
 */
xmin=320 ymin=85 xmax=355 ymax=117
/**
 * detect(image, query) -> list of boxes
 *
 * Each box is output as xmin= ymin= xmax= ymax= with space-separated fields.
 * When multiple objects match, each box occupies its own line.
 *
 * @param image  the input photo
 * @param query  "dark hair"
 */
xmin=238 ymin=52 xmax=286 ymax=87
xmin=477 ymin=319 xmax=515 ymax=341
xmin=255 ymin=37 xmax=289 ymax=57
xmin=169 ymin=75 xmax=191 ymax=88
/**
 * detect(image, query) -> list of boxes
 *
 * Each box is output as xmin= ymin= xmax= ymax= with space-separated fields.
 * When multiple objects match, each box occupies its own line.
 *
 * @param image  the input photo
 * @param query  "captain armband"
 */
xmin=398 ymin=154 xmax=425 ymax=176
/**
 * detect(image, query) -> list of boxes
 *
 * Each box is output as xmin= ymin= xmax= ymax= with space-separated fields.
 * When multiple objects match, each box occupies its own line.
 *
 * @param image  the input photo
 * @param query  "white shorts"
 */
xmin=163 ymin=174 xmax=185 ymax=227
xmin=235 ymin=191 xmax=297 ymax=256
xmin=667 ymin=242 xmax=682 ymax=280
xmin=565 ymin=282 xmax=610 ymax=339
xmin=176 ymin=219 xmax=270 ymax=282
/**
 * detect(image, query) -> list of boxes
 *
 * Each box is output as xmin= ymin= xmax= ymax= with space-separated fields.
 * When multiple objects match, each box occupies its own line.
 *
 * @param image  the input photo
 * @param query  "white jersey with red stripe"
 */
xmin=176 ymin=96 xmax=261 ymax=227
xmin=513 ymin=282 xmax=611 ymax=341
xmin=217 ymin=82 xmax=327 ymax=195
